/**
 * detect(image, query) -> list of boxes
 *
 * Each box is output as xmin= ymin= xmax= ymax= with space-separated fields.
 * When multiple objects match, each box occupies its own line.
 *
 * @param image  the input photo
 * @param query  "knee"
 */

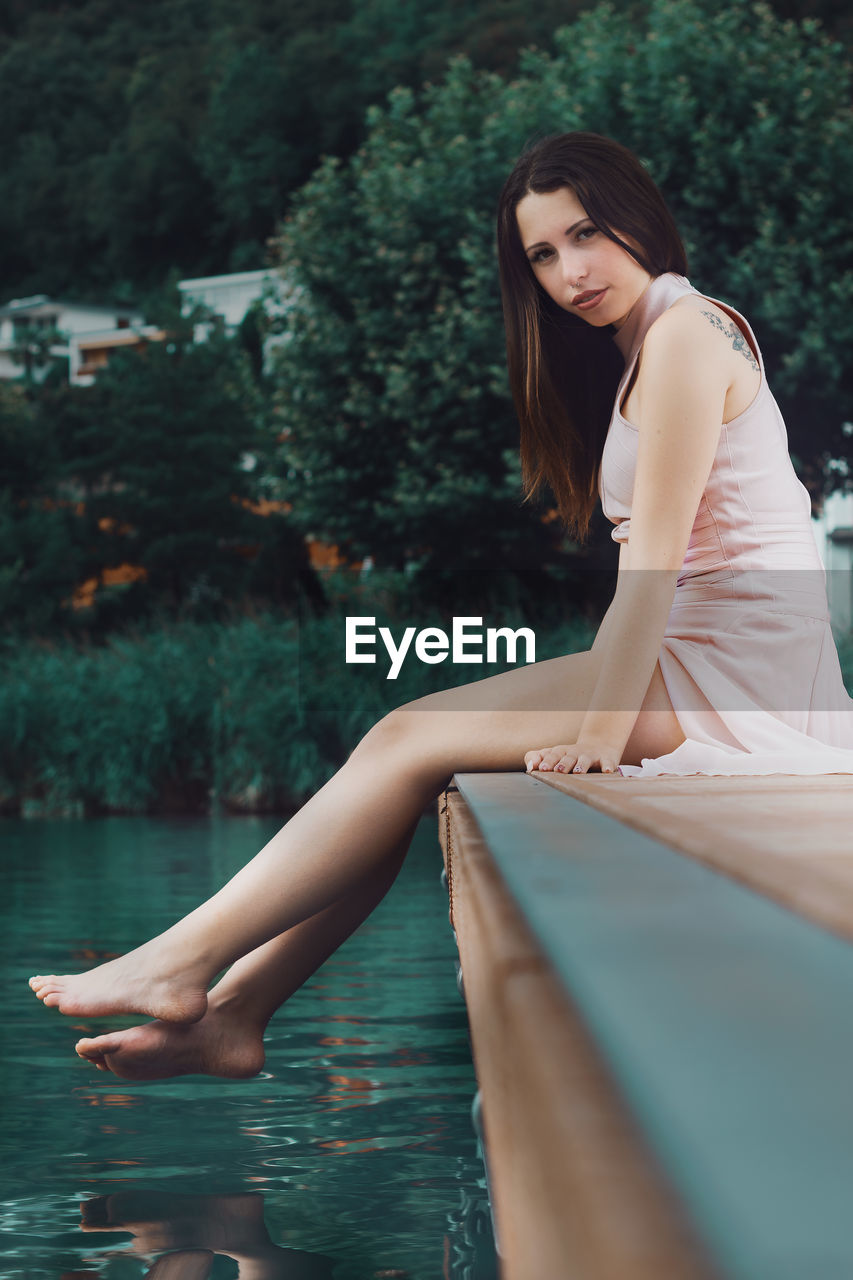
xmin=352 ymin=707 xmax=417 ymax=761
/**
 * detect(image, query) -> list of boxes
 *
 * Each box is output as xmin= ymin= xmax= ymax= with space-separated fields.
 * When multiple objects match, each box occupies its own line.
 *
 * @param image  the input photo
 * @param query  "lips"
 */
xmin=572 ymin=288 xmax=606 ymax=309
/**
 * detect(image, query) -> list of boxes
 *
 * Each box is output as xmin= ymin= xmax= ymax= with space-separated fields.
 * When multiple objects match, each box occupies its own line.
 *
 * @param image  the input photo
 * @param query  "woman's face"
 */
xmin=515 ymin=186 xmax=653 ymax=329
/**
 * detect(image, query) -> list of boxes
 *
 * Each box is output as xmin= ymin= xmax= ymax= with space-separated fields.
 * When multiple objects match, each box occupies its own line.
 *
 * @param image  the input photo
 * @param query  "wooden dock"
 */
xmin=439 ymin=772 xmax=853 ymax=1280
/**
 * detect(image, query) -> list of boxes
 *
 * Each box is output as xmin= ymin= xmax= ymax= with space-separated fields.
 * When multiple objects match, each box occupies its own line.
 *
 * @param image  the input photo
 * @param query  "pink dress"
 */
xmin=599 ymin=272 xmax=853 ymax=776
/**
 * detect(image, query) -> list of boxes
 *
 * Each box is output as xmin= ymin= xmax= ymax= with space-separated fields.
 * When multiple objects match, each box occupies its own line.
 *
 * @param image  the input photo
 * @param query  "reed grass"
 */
xmin=0 ymin=601 xmax=594 ymax=816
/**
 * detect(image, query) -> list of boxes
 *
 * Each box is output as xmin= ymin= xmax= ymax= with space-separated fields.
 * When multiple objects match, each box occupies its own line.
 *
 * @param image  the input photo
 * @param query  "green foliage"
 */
xmin=59 ymin=331 xmax=264 ymax=609
xmin=0 ymin=383 xmax=83 ymax=630
xmin=271 ymin=59 xmax=571 ymax=588
xmin=273 ymin=0 xmax=853 ymax=581
xmin=2 ymin=322 xmax=319 ymax=634
xmin=0 ymin=0 xmax=847 ymax=297
xmin=0 ymin=0 xmax=597 ymax=298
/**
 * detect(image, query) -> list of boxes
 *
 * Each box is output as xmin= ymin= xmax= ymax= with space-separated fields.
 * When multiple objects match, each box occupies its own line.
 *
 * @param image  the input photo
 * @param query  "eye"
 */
xmin=576 ymin=226 xmax=598 ymax=242
xmin=528 ymin=247 xmax=554 ymax=266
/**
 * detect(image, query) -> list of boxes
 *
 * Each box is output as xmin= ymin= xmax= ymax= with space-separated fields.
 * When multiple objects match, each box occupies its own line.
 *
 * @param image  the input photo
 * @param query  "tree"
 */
xmin=0 ymin=0 xmax=608 ymax=299
xmin=37 ymin=322 xmax=318 ymax=627
xmin=0 ymin=0 xmax=847 ymax=300
xmin=270 ymin=65 xmax=561 ymax=590
xmin=271 ymin=0 xmax=853 ymax=594
xmin=0 ymin=383 xmax=83 ymax=632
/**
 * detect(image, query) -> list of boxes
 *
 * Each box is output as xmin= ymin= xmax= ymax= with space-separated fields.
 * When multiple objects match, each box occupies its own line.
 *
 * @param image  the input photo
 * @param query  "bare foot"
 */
xmin=28 ymin=936 xmax=209 ymax=1024
xmin=74 ymin=1003 xmax=266 ymax=1080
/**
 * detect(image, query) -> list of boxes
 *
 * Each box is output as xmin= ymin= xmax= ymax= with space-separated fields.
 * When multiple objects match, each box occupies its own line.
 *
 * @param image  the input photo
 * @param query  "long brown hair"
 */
xmin=497 ymin=133 xmax=688 ymax=540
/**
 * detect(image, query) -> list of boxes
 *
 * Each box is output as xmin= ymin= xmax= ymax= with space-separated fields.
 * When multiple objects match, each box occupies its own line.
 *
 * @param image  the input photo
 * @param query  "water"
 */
xmin=0 ymin=815 xmax=497 ymax=1279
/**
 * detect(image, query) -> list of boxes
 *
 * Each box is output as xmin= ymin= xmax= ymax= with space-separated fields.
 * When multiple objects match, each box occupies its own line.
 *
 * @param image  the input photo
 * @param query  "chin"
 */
xmin=585 ymin=312 xmax=619 ymax=328
xmin=572 ymin=308 xmax=618 ymax=329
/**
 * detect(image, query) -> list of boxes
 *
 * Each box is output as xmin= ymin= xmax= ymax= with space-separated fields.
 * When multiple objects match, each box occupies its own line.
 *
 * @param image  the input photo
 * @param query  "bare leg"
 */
xmin=75 ymin=835 xmax=411 ymax=1079
xmin=30 ymin=650 xmax=684 ymax=1022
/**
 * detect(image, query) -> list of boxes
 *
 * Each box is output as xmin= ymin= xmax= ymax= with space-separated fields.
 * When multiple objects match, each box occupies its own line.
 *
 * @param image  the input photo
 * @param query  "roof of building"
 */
xmin=0 ymin=295 xmax=139 ymax=318
xmin=76 ymin=327 xmax=165 ymax=351
xmin=177 ymin=269 xmax=277 ymax=290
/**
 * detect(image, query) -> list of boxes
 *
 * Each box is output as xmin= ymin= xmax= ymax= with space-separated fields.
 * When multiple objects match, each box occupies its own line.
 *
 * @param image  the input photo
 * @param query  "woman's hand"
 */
xmin=524 ymin=742 xmax=621 ymax=775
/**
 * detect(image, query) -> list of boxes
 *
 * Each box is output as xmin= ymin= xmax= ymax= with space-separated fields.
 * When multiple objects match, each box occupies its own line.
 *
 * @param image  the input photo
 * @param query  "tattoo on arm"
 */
xmin=701 ymin=309 xmax=759 ymax=371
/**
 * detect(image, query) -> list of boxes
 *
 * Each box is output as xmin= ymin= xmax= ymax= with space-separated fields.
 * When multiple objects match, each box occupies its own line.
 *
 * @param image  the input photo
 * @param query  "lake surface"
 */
xmin=0 ymin=815 xmax=497 ymax=1279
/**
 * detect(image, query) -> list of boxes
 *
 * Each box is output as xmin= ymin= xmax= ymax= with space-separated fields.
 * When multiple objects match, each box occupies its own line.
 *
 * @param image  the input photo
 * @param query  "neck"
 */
xmin=612 ymin=275 xmax=655 ymax=332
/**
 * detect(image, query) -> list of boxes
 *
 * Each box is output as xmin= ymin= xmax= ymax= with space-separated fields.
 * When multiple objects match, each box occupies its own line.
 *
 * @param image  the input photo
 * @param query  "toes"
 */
xmin=30 ymin=976 xmax=63 ymax=998
xmin=77 ymin=1035 xmax=121 ymax=1059
xmin=76 ymin=1042 xmax=112 ymax=1072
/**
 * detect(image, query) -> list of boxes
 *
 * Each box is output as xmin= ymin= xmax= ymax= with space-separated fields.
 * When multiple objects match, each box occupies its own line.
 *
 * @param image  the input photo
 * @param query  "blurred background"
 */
xmin=1 ymin=0 xmax=852 ymax=817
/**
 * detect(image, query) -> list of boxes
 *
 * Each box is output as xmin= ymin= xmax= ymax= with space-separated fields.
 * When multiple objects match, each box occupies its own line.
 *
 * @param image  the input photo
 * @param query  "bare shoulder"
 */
xmin=643 ymin=295 xmax=724 ymax=352
xmin=633 ymin=300 xmax=731 ymax=399
xmin=645 ymin=294 xmax=759 ymax=374
xmin=625 ymin=290 xmax=761 ymax=427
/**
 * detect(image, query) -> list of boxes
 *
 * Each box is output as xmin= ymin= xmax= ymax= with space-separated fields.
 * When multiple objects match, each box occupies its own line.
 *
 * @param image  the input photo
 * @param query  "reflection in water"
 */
xmin=2 ymin=817 xmax=497 ymax=1280
xmin=78 ymin=1190 xmax=334 ymax=1279
xmin=68 ymin=1185 xmax=494 ymax=1280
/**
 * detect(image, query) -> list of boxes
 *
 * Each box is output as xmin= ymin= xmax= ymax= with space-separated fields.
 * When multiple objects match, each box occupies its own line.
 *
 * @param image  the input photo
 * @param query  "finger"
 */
xmin=554 ymin=753 xmax=579 ymax=773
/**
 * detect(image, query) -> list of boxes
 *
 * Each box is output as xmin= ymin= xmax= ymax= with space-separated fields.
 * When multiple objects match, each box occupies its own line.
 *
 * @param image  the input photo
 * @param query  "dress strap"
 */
xmin=612 ymin=273 xmax=694 ymax=389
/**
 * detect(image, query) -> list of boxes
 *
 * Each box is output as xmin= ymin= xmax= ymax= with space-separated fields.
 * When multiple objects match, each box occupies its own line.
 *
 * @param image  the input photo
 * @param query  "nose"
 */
xmin=561 ymin=251 xmax=585 ymax=289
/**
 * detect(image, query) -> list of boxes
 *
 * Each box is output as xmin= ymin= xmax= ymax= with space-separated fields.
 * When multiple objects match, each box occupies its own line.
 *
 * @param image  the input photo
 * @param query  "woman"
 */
xmin=29 ymin=133 xmax=853 ymax=1079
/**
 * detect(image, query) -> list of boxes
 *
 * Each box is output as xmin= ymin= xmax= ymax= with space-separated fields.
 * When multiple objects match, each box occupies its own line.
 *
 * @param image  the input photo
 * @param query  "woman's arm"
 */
xmin=591 ymin=541 xmax=630 ymax=655
xmin=527 ymin=305 xmax=732 ymax=773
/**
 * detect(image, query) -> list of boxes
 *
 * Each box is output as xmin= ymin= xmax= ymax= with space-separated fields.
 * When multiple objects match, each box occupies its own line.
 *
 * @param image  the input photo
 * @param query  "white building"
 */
xmin=0 ymin=295 xmax=144 ymax=382
xmin=177 ymin=268 xmax=293 ymax=343
xmin=69 ymin=324 xmax=167 ymax=386
xmin=1 ymin=270 xmax=293 ymax=386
